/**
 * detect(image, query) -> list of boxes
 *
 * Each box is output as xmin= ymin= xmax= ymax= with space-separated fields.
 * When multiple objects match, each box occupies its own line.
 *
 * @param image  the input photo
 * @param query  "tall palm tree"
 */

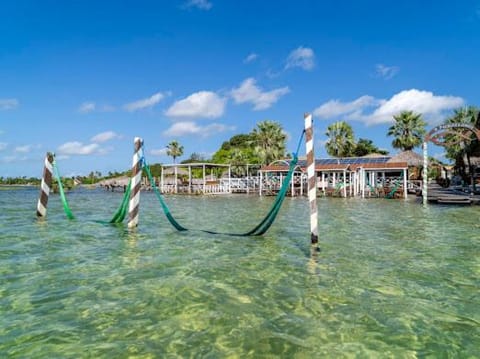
xmin=166 ymin=140 xmax=184 ymax=163
xmin=325 ymin=121 xmax=355 ymax=157
xmin=444 ymin=106 xmax=480 ymax=181
xmin=251 ymin=120 xmax=287 ymax=165
xmin=387 ymin=111 xmax=426 ymax=151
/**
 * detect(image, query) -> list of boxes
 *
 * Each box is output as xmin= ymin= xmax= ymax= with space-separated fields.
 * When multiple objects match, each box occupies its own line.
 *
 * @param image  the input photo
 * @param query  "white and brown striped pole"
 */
xmin=36 ymin=152 xmax=55 ymax=218
xmin=304 ymin=113 xmax=319 ymax=247
xmin=128 ymin=137 xmax=144 ymax=228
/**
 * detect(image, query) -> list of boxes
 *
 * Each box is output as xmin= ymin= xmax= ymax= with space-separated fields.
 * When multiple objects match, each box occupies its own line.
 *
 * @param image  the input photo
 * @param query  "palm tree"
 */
xmin=166 ymin=140 xmax=184 ymax=163
xmin=444 ymin=106 xmax=480 ymax=182
xmin=325 ymin=121 xmax=355 ymax=157
xmin=251 ymin=120 xmax=287 ymax=165
xmin=353 ymin=138 xmax=389 ymax=156
xmin=387 ymin=111 xmax=426 ymax=151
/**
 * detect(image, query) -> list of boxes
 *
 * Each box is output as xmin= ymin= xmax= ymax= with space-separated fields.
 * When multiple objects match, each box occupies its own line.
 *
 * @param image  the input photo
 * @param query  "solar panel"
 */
xmin=288 ymin=156 xmax=392 ymax=168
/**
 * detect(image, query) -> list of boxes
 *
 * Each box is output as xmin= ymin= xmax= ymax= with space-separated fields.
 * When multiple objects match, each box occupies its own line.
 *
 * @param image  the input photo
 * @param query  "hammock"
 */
xmin=52 ymin=159 xmax=131 ymax=223
xmin=386 ymin=173 xmax=404 ymax=199
xmin=143 ymin=130 xmax=305 ymax=236
xmin=49 ymin=129 xmax=305 ymax=236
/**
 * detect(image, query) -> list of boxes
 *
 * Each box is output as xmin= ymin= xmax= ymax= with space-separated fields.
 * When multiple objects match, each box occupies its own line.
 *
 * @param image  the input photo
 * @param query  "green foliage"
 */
xmin=0 ymin=176 xmax=40 ymax=185
xmin=387 ymin=110 xmax=426 ymax=151
xmin=353 ymin=138 xmax=389 ymax=156
xmin=166 ymin=140 xmax=184 ymax=163
xmin=251 ymin=120 xmax=287 ymax=165
xmin=443 ymin=106 xmax=480 ymax=181
xmin=325 ymin=121 xmax=356 ymax=157
xmin=147 ymin=163 xmax=162 ymax=177
xmin=211 ymin=121 xmax=286 ymax=167
xmin=181 ymin=152 xmax=207 ymax=163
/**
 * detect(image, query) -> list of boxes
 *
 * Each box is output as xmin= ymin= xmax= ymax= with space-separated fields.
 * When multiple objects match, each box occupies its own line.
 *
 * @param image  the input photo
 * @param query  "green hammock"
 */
xmin=109 ymin=179 xmax=132 ymax=223
xmin=53 ymin=159 xmax=132 ymax=223
xmin=52 ymin=160 xmax=75 ymax=220
xmin=48 ymin=129 xmax=305 ymax=236
xmin=386 ymin=173 xmax=404 ymax=199
xmin=143 ymin=130 xmax=305 ymax=236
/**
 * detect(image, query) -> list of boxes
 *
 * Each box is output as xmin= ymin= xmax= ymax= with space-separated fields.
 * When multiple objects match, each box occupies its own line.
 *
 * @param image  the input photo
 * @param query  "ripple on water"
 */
xmin=0 ymin=189 xmax=479 ymax=357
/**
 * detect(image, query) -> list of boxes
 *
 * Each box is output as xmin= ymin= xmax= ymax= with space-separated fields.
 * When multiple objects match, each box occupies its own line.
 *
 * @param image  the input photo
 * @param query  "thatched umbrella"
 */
xmin=98 ymin=176 xmax=130 ymax=187
xmin=387 ymin=150 xmax=424 ymax=167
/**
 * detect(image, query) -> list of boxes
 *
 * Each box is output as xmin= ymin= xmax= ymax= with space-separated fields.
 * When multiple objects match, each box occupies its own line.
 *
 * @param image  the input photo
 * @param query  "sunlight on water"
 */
xmin=1 ymin=187 xmax=479 ymax=357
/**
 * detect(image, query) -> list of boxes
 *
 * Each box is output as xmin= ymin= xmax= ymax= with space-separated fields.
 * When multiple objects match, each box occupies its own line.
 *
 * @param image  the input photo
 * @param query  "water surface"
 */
xmin=1 ymin=187 xmax=479 ymax=357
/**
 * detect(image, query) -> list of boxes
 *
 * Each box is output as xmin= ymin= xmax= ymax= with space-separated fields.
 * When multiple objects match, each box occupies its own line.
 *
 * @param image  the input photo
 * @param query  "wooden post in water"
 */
xmin=304 ymin=113 xmax=319 ymax=247
xmin=422 ymin=141 xmax=428 ymax=206
xmin=128 ymin=137 xmax=144 ymax=228
xmin=36 ymin=152 xmax=55 ymax=218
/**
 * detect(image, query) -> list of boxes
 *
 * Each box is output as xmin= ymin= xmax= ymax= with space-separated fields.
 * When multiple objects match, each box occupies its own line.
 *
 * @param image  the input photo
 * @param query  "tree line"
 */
xmin=3 ymin=106 xmax=479 ymax=185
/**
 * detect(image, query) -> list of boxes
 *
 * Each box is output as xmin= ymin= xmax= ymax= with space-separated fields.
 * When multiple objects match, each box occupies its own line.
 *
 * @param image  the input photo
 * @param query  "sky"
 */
xmin=1 ymin=0 xmax=480 ymax=177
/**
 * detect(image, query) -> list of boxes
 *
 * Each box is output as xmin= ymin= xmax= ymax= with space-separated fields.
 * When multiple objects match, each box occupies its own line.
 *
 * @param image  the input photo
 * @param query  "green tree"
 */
xmin=166 ymin=140 xmax=184 ymax=163
xmin=325 ymin=121 xmax=355 ymax=157
xmin=251 ymin=120 xmax=287 ymax=165
xmin=212 ymin=133 xmax=258 ymax=164
xmin=353 ymin=138 xmax=389 ymax=156
xmin=387 ymin=111 xmax=426 ymax=151
xmin=443 ymin=106 xmax=480 ymax=182
xmin=181 ymin=152 xmax=206 ymax=163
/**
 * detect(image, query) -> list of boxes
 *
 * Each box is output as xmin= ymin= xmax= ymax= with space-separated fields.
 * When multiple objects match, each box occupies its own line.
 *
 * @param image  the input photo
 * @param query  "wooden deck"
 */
xmin=426 ymin=183 xmax=480 ymax=205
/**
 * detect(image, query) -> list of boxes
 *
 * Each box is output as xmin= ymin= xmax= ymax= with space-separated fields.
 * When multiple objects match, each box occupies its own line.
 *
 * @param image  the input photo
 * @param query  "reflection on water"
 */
xmin=0 ymin=188 xmax=479 ymax=357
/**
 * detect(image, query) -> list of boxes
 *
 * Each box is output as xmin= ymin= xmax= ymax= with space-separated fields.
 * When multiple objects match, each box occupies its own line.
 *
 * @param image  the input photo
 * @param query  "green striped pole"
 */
xmin=36 ymin=152 xmax=54 ymax=218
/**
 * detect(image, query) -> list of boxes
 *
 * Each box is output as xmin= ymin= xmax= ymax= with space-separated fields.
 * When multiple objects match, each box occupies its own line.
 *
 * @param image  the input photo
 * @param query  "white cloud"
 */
xmin=0 ymin=98 xmax=19 ymax=110
xmin=244 ymin=53 xmax=258 ymax=63
xmin=375 ymin=64 xmax=399 ymax=80
xmin=78 ymin=102 xmax=116 ymax=113
xmin=314 ymin=95 xmax=379 ymax=119
xmin=165 ymin=91 xmax=226 ymax=119
xmin=368 ymin=90 xmax=464 ymax=125
xmin=314 ymin=89 xmax=464 ymax=126
xmin=163 ymin=121 xmax=234 ymax=137
xmin=79 ymin=102 xmax=96 ymax=113
xmin=14 ymin=145 xmax=32 ymax=153
xmin=91 ymin=131 xmax=122 ymax=143
xmin=1 ymin=155 xmax=19 ymax=163
xmin=231 ymin=78 xmax=290 ymax=110
xmin=101 ymin=104 xmax=116 ymax=112
xmin=0 ymin=142 xmax=7 ymax=151
xmin=149 ymin=148 xmax=168 ymax=156
xmin=57 ymin=141 xmax=109 ymax=156
xmin=124 ymin=92 xmax=166 ymax=112
xmin=285 ymin=46 xmax=315 ymax=71
xmin=184 ymin=0 xmax=212 ymax=10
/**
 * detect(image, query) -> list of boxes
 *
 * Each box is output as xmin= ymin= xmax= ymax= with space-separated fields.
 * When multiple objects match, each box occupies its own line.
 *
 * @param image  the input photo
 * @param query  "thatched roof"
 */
xmin=162 ymin=167 xmax=189 ymax=176
xmin=362 ymin=153 xmax=388 ymax=158
xmin=388 ymin=150 xmax=424 ymax=167
xmin=98 ymin=176 xmax=130 ymax=186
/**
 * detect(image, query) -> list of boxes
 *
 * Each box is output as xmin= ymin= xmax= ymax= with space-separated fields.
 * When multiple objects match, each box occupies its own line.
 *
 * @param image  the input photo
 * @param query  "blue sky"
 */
xmin=1 ymin=0 xmax=480 ymax=177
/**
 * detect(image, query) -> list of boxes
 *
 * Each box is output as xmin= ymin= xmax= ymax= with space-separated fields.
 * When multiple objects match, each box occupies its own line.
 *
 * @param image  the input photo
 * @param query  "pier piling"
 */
xmin=304 ymin=113 xmax=319 ymax=248
xmin=36 ymin=152 xmax=54 ymax=218
xmin=128 ymin=137 xmax=144 ymax=228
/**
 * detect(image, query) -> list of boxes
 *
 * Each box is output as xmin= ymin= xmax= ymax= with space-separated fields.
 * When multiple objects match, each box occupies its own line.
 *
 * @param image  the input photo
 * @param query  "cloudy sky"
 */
xmin=1 ymin=0 xmax=479 ymax=177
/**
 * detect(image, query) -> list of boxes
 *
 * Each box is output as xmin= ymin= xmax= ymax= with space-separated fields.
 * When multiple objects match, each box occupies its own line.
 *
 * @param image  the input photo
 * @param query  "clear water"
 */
xmin=1 ymin=187 xmax=479 ymax=358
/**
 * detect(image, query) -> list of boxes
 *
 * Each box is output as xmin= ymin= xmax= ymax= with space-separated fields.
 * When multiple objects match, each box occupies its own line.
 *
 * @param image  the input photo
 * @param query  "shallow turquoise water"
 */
xmin=1 ymin=187 xmax=479 ymax=358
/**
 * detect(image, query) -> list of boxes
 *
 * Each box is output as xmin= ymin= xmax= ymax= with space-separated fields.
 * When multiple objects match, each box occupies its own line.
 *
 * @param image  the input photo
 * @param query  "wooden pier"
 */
xmin=426 ymin=183 xmax=480 ymax=205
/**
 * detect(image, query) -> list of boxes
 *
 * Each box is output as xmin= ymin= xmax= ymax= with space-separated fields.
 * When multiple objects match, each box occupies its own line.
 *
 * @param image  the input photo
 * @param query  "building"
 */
xmin=259 ymin=155 xmax=410 ymax=198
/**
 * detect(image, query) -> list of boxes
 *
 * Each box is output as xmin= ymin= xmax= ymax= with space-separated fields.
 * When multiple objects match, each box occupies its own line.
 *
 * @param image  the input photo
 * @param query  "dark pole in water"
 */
xmin=36 ymin=152 xmax=55 ymax=218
